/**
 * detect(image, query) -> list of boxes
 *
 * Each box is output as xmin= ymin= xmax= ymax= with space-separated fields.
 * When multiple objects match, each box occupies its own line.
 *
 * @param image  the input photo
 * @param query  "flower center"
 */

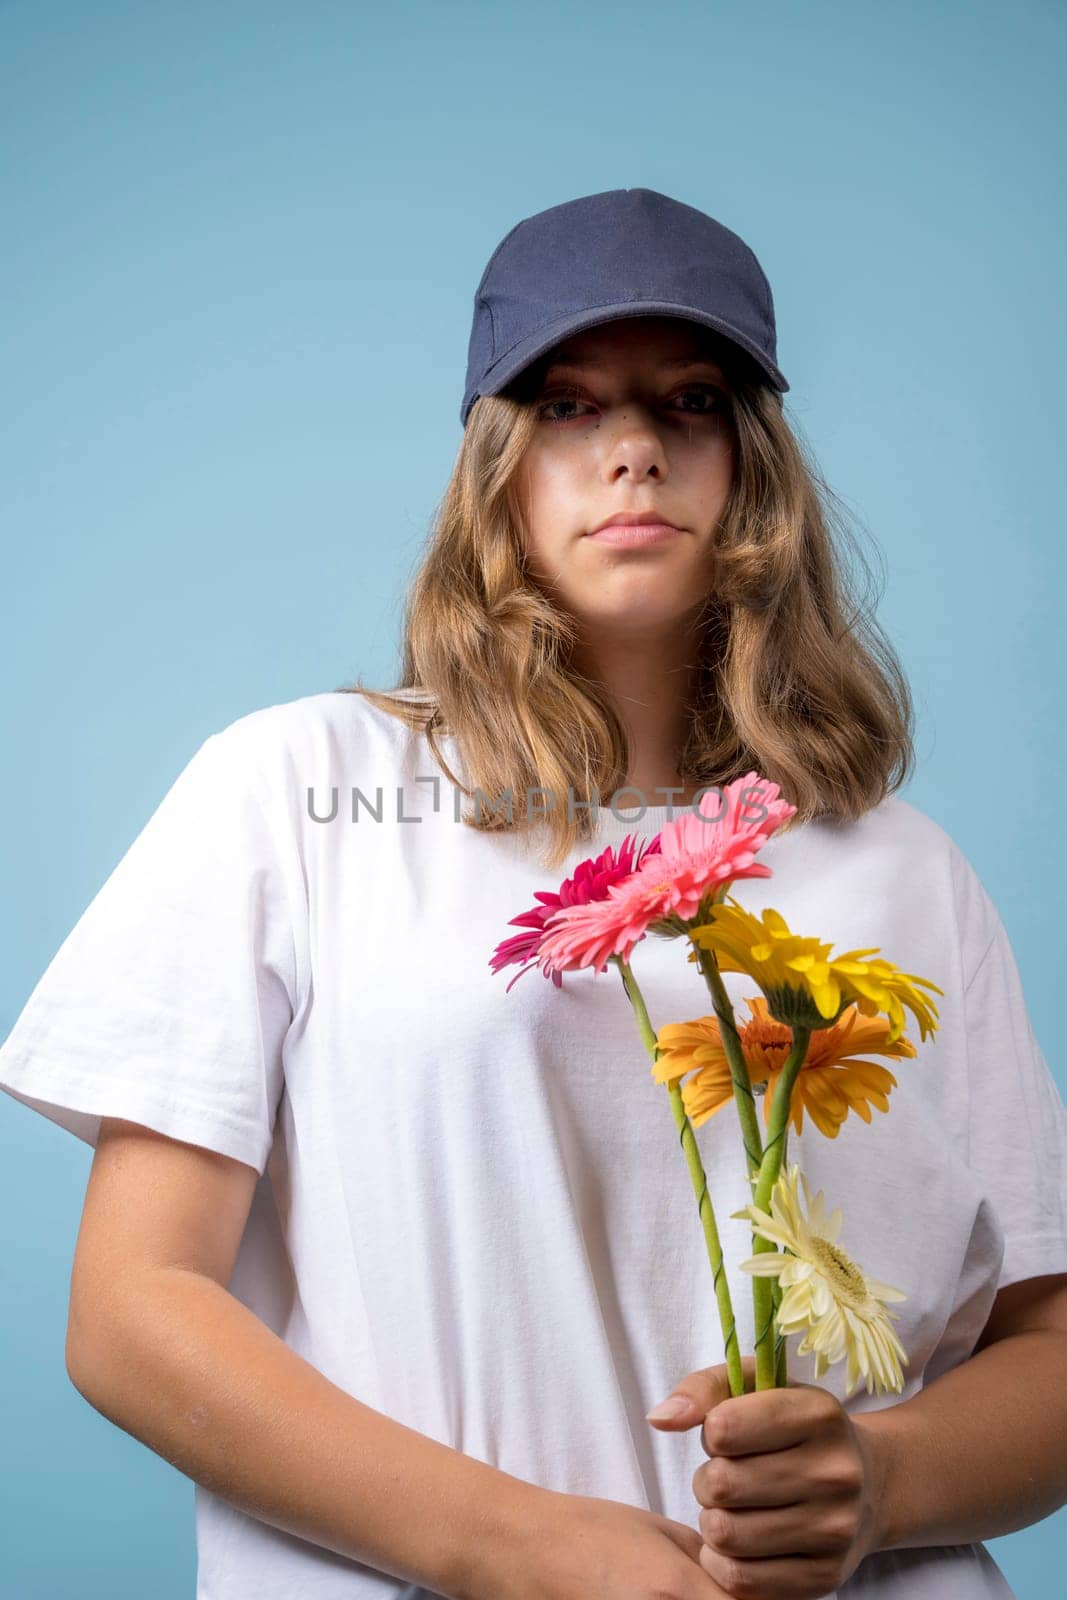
xmin=811 ymin=1237 xmax=868 ymax=1307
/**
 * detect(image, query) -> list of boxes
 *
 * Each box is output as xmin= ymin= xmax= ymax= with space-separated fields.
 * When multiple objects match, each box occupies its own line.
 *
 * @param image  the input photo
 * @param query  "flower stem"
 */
xmin=615 ymin=956 xmax=745 ymax=1399
xmin=773 ymin=1278 xmax=788 ymax=1387
xmin=690 ymin=942 xmax=764 ymax=1188
xmin=773 ymin=1121 xmax=789 ymax=1385
xmin=690 ymin=940 xmax=785 ymax=1386
xmin=751 ymin=1027 xmax=811 ymax=1389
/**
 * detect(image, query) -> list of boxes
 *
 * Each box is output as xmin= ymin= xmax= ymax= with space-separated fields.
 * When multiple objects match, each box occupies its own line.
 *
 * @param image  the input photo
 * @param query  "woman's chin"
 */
xmin=570 ymin=599 xmax=698 ymax=638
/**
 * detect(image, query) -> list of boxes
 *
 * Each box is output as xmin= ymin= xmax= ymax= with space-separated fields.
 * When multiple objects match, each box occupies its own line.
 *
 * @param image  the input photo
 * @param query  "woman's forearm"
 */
xmin=66 ymin=1266 xmax=545 ymax=1599
xmin=854 ymin=1329 xmax=1067 ymax=1552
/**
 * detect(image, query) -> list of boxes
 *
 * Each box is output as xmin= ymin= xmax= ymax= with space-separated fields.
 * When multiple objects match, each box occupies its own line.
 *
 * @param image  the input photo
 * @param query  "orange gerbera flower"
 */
xmin=652 ymin=996 xmax=917 ymax=1139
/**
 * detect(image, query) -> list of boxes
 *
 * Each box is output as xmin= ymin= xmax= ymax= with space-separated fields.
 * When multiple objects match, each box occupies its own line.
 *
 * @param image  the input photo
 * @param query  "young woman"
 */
xmin=1 ymin=188 xmax=1065 ymax=1600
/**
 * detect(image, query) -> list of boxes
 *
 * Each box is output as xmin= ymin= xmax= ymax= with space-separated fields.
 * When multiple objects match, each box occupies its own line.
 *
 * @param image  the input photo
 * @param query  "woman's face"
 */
xmin=513 ymin=316 xmax=735 ymax=638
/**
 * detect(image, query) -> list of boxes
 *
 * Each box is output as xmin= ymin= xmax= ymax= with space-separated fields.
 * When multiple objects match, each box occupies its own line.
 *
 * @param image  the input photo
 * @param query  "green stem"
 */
xmin=772 ymin=1279 xmax=788 ymax=1387
xmin=751 ymin=1027 xmax=811 ymax=1389
xmin=691 ymin=943 xmax=764 ymax=1189
xmin=615 ymin=955 xmax=745 ymax=1399
xmin=773 ymin=1123 xmax=789 ymax=1386
xmin=691 ymin=939 xmax=788 ymax=1383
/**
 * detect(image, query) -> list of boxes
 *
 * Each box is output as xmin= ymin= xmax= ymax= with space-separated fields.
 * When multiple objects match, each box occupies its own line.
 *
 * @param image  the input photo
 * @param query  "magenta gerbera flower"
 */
xmin=489 ymin=831 xmax=661 ymax=992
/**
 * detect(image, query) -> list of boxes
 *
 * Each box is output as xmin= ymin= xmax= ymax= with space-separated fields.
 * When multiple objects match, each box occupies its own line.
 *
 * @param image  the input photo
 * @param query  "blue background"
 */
xmin=2 ymin=1 xmax=1064 ymax=1594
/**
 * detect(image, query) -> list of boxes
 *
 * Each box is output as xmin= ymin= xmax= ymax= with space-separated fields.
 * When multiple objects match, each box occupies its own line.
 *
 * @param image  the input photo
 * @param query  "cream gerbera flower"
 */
xmin=730 ymin=1164 xmax=909 ymax=1397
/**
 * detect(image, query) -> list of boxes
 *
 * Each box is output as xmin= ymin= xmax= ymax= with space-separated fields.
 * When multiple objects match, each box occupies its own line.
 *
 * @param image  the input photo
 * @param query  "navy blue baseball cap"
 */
xmin=460 ymin=187 xmax=788 ymax=427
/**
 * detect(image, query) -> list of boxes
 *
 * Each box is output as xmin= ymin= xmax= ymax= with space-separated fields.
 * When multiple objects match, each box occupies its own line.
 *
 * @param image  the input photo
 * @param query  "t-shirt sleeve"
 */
xmin=0 ymin=728 xmax=299 ymax=1176
xmin=961 ymin=899 xmax=1067 ymax=1293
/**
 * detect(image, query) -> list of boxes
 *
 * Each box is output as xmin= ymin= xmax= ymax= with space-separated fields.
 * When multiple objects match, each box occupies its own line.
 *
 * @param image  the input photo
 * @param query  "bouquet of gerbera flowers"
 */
xmin=490 ymin=774 xmax=943 ymax=1401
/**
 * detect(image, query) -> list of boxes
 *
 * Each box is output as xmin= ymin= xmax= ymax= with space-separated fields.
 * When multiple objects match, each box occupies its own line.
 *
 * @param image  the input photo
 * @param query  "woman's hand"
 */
xmin=487 ymin=1489 xmax=741 ymax=1600
xmin=646 ymin=1355 xmax=891 ymax=1600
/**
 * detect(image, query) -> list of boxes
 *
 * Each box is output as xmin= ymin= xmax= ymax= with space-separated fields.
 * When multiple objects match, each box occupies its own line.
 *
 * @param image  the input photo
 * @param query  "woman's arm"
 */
xmin=854 ymin=1273 xmax=1067 ymax=1551
xmin=69 ymin=1262 xmax=554 ymax=1596
xmin=65 ymin=1120 xmax=540 ymax=1600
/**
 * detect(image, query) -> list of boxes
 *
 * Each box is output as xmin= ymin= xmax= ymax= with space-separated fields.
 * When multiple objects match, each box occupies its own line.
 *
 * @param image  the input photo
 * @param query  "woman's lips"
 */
xmin=584 ymin=522 xmax=684 ymax=547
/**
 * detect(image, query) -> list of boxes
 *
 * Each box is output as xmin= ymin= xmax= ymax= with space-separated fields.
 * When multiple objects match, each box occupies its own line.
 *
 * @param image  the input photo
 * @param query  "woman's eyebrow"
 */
xmin=545 ymin=355 xmax=725 ymax=378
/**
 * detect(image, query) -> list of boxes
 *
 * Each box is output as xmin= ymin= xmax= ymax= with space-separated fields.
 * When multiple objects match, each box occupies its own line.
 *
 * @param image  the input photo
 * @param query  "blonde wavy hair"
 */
xmin=342 ymin=336 xmax=915 ymax=870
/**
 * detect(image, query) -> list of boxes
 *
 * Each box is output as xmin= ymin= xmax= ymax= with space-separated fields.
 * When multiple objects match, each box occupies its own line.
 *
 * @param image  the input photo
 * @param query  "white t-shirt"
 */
xmin=2 ymin=689 xmax=1065 ymax=1600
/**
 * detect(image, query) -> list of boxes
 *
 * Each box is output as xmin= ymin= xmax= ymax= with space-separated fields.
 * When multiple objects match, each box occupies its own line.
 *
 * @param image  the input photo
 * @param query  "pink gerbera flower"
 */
xmin=536 ymin=772 xmax=795 ymax=979
xmin=535 ymin=863 xmax=678 ymax=976
xmin=489 ymin=831 xmax=662 ymax=992
xmin=643 ymin=770 xmax=796 ymax=922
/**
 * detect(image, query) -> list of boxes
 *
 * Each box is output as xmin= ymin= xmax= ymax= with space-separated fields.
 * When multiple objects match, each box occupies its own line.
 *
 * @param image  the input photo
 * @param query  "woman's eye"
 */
xmin=536 ymin=396 xmax=589 ymax=422
xmin=673 ymin=386 xmax=725 ymax=415
xmin=536 ymin=386 xmax=725 ymax=423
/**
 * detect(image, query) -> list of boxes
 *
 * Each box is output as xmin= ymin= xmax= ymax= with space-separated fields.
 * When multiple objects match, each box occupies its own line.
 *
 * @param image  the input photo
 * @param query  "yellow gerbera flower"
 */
xmin=689 ymin=897 xmax=942 ymax=1045
xmin=731 ymin=1163 xmax=909 ymax=1397
xmin=653 ymin=996 xmax=916 ymax=1138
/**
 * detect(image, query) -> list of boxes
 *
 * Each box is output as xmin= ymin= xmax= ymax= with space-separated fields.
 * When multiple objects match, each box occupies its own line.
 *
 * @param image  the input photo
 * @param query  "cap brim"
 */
xmin=465 ymin=300 xmax=788 ymax=424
